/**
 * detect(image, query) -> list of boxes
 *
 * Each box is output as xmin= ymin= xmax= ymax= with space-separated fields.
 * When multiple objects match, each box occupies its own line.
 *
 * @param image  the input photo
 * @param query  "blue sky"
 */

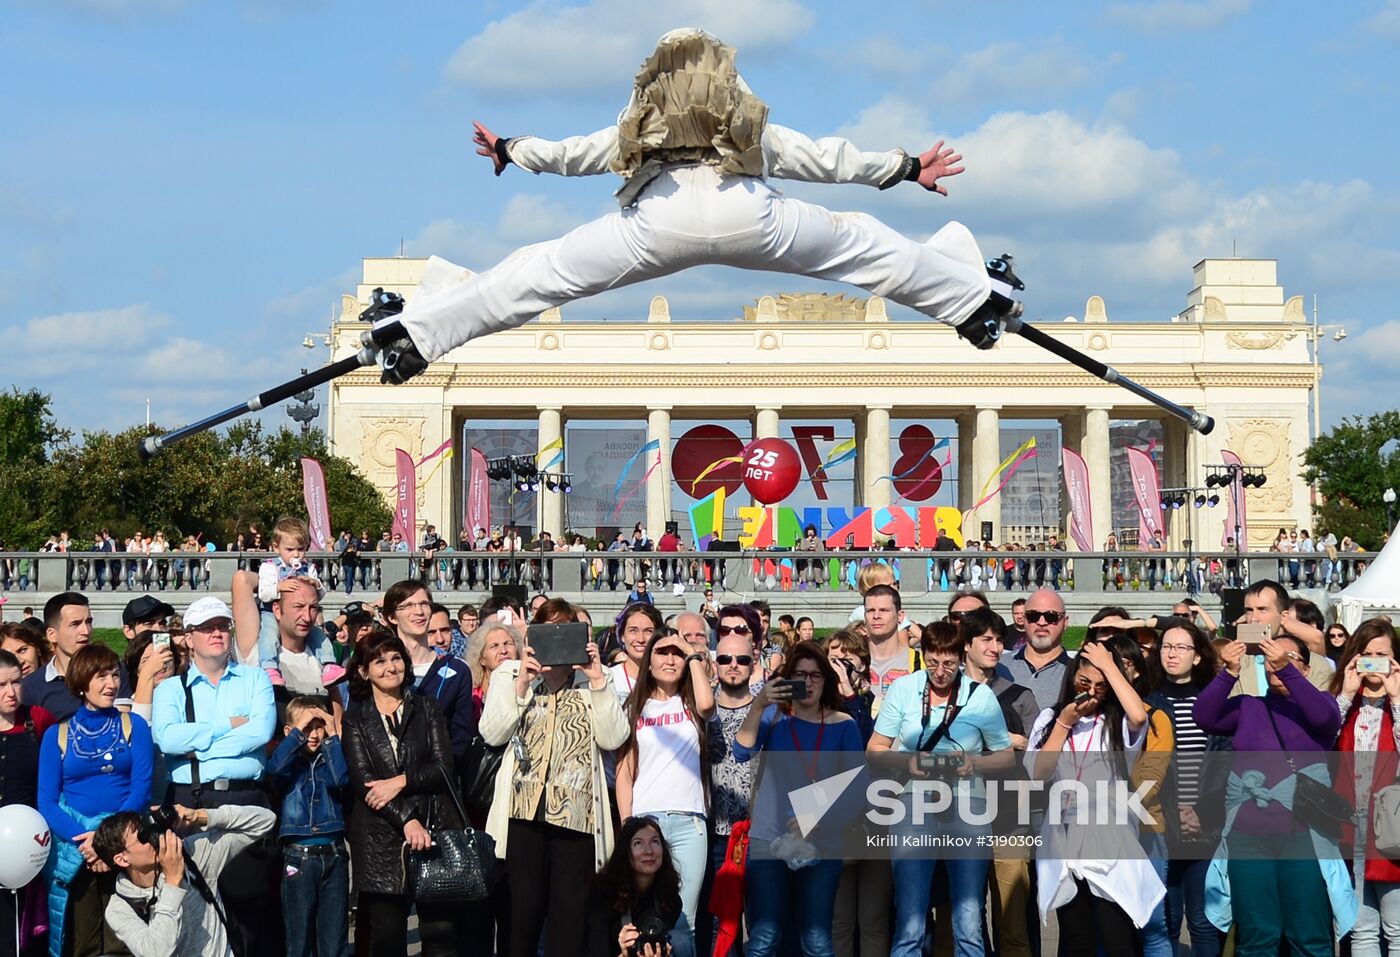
xmin=5 ymin=0 xmax=1399 ymax=436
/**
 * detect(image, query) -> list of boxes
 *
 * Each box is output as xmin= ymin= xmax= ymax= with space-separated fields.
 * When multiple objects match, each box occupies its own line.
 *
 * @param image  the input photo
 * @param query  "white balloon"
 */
xmin=0 ymin=805 xmax=52 ymax=889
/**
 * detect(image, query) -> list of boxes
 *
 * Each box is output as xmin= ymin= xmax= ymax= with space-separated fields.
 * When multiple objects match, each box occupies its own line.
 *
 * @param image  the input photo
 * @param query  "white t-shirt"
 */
xmin=608 ymin=661 xmax=638 ymax=705
xmin=631 ymin=696 xmax=706 ymax=817
xmin=279 ymin=648 xmax=326 ymax=696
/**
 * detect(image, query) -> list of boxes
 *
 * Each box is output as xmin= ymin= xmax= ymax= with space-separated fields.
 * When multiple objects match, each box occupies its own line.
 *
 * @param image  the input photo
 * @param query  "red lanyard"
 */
xmin=1064 ymin=715 xmax=1102 ymax=782
xmin=621 ymin=664 xmax=635 ymax=692
xmin=788 ymin=710 xmax=826 ymax=782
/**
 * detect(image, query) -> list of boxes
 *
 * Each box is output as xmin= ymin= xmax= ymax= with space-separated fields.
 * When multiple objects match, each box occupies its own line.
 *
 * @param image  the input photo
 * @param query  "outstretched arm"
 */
xmin=763 ymin=124 xmax=964 ymax=194
xmin=473 ymin=121 xmax=618 ymax=178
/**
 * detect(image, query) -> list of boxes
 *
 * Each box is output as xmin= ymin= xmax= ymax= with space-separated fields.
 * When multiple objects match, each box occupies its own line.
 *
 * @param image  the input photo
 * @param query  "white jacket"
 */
xmin=504 ymin=123 xmax=908 ymax=191
xmin=479 ymin=660 xmax=630 ymax=872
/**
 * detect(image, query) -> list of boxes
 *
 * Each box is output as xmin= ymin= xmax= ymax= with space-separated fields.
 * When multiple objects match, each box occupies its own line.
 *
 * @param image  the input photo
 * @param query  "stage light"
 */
xmin=1208 ymin=494 xmax=1220 ymax=507
xmin=1194 ymin=494 xmax=1207 ymax=508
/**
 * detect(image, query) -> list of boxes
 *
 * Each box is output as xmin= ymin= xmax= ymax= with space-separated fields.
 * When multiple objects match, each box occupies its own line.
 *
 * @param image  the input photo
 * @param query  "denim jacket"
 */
xmin=267 ymin=729 xmax=349 ymax=839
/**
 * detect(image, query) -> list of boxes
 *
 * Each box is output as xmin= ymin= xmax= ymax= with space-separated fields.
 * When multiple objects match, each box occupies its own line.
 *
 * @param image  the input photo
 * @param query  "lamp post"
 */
xmin=1385 ymin=487 xmax=1397 ymax=532
xmin=285 ymin=369 xmax=319 ymax=437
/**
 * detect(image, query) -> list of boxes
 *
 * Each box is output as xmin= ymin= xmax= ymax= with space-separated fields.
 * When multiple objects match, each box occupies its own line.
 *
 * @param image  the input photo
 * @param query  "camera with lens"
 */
xmin=137 ymin=804 xmax=179 ymax=847
xmin=630 ymin=918 xmax=671 ymax=956
xmin=916 ymin=752 xmax=964 ymax=777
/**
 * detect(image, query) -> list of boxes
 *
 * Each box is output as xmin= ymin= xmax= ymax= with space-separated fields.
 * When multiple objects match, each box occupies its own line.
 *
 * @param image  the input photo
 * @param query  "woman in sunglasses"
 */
xmin=1326 ymin=622 xmax=1351 ymax=665
xmin=734 ymin=642 xmax=865 ymax=957
xmin=1028 ymin=639 xmax=1158 ymax=957
xmin=615 ymin=628 xmax=715 ymax=948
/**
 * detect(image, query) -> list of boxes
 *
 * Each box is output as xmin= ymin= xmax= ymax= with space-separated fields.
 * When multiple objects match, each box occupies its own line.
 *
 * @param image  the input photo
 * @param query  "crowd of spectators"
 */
xmin=0 ymin=512 xmax=1398 ymax=957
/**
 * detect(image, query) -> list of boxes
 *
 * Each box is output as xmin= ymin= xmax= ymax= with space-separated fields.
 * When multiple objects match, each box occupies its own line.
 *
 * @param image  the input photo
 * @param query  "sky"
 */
xmin=5 ymin=0 xmax=1400 ymax=439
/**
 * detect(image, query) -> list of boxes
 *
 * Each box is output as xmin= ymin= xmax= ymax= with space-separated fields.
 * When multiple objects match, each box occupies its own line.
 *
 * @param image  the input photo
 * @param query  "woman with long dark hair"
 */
xmin=734 ymin=641 xmax=866 ymax=957
xmin=1330 ymin=618 xmax=1400 ymax=957
xmin=1028 ymin=639 xmax=1159 ymax=956
xmin=615 ymin=627 xmax=714 ymax=943
xmin=342 ymin=629 xmax=463 ymax=957
xmin=586 ymin=816 xmax=695 ymax=957
xmin=1148 ymin=620 xmax=1224 ymax=957
xmin=1326 ymin=622 xmax=1351 ymax=665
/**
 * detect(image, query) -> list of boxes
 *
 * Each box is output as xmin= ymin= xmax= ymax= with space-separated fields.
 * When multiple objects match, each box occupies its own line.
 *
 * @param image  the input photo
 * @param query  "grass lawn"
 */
xmin=93 ymin=628 xmax=126 ymax=651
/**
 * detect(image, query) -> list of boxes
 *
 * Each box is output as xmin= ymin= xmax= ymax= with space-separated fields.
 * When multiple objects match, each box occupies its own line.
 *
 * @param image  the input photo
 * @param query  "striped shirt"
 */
xmin=1156 ymin=681 xmax=1209 ymax=805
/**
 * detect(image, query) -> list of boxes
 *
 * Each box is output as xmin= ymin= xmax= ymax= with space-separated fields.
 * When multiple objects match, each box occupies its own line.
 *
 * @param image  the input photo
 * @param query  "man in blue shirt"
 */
xmin=152 ymin=595 xmax=280 ymax=955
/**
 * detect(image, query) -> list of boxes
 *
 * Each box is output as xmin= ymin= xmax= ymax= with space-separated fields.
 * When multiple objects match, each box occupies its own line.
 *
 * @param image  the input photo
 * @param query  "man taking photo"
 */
xmin=93 ymin=802 xmax=276 ymax=957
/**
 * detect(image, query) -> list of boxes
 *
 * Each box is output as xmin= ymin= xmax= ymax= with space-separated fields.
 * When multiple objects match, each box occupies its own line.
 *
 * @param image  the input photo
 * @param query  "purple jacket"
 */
xmin=1193 ymin=663 xmax=1341 ymax=834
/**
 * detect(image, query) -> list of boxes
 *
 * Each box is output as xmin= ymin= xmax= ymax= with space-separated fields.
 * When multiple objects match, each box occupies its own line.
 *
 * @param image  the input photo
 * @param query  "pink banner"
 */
xmin=464 ymin=448 xmax=491 ymax=537
xmin=1125 ymin=446 xmax=1164 ymax=544
xmin=392 ymin=448 xmax=416 ymax=543
xmin=300 ymin=458 xmax=332 ymax=551
xmin=1061 ymin=448 xmax=1095 ymax=551
xmin=1221 ymin=448 xmax=1248 ymax=546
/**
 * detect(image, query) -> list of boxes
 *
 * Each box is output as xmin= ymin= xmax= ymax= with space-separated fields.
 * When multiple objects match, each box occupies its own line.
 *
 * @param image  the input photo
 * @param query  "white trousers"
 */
xmin=401 ymin=165 xmax=993 ymax=360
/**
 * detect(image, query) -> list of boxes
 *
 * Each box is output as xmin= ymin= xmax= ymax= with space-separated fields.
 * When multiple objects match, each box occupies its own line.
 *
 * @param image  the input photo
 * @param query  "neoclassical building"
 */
xmin=325 ymin=256 xmax=1315 ymax=549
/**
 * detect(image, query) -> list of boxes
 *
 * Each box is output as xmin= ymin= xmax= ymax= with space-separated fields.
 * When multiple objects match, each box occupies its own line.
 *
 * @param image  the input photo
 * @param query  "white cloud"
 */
xmin=445 ymin=0 xmax=815 ymax=97
xmin=1102 ymin=0 xmax=1250 ymax=32
xmin=933 ymin=41 xmax=1095 ymax=107
xmin=1366 ymin=0 xmax=1400 ymax=39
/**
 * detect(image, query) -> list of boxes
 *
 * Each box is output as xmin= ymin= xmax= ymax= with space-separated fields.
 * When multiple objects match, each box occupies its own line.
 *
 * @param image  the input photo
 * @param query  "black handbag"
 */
xmin=404 ymin=761 xmax=499 ymax=903
xmin=1265 ymin=709 xmax=1354 ymax=841
xmin=463 ymin=737 xmax=507 ymax=821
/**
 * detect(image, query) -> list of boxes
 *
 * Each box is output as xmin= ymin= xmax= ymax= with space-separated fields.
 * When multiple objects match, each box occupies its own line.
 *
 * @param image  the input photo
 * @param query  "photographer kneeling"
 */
xmin=586 ymin=816 xmax=693 ymax=957
xmin=91 ymin=802 xmax=276 ymax=957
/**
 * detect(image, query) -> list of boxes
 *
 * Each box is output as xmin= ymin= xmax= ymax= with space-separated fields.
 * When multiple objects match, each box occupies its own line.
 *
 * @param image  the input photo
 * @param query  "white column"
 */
xmin=646 ymin=407 xmax=672 ymax=539
xmin=862 ymin=406 xmax=891 ymax=510
xmin=1085 ymin=407 xmax=1112 ymax=548
xmin=537 ymin=407 xmax=564 ymax=539
xmin=1163 ymin=418 xmax=1189 ymax=550
xmin=972 ymin=407 xmax=1001 ymax=542
xmin=956 ymin=413 xmax=975 ymax=514
xmin=755 ymin=407 xmax=781 ymax=440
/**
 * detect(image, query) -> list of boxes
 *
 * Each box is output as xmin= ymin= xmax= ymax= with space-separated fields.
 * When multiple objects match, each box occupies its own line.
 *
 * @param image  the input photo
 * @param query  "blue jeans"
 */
xmin=648 ymin=811 xmax=708 ymax=943
xmin=1140 ymin=832 xmax=1171 ymax=957
xmin=891 ymin=856 xmax=988 ymax=957
xmin=1166 ymin=857 xmax=1221 ymax=957
xmin=281 ymin=841 xmax=350 ymax=957
xmin=745 ymin=858 xmax=843 ymax=957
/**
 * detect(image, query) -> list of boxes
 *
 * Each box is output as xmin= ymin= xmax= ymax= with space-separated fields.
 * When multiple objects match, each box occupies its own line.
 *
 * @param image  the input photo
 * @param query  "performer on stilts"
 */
xmin=373 ymin=28 xmax=1024 ymax=384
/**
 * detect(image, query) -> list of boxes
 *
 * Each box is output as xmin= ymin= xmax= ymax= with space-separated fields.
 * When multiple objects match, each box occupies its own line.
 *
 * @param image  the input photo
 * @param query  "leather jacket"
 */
xmin=343 ymin=693 xmax=462 ymax=895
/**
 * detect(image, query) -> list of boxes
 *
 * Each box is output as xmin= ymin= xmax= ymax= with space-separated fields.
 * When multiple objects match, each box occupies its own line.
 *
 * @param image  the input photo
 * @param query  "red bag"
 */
xmin=708 ymin=821 xmax=750 ymax=957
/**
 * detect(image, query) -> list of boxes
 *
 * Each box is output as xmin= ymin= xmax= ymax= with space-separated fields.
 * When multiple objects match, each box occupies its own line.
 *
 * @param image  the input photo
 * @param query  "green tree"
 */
xmin=1301 ymin=411 xmax=1400 ymax=546
xmin=0 ymin=388 xmax=71 ymax=547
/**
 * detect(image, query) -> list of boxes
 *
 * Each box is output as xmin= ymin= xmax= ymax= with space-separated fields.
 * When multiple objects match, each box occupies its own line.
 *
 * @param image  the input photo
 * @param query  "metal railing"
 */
xmin=0 ymin=548 xmax=1377 ymax=597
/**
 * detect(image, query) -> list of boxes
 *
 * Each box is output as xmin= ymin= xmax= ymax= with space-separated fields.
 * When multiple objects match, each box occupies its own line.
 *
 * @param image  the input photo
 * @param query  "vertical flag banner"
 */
xmin=1221 ymin=448 xmax=1248 ymax=546
xmin=465 ymin=448 xmax=491 ymax=537
xmin=1124 ymin=446 xmax=1163 ymax=543
xmin=393 ymin=448 xmax=416 ymax=542
xmin=1060 ymin=448 xmax=1095 ymax=552
xmin=300 ymin=458 xmax=332 ymax=551
xmin=687 ymin=487 xmax=726 ymax=546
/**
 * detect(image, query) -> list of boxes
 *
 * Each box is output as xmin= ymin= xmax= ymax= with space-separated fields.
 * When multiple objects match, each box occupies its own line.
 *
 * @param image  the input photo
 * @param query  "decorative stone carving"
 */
xmin=867 ymin=331 xmax=888 ymax=350
xmin=1225 ymin=331 xmax=1289 ymax=350
xmin=1283 ymin=295 xmax=1305 ymax=323
xmin=340 ymin=294 xmax=361 ymax=321
xmin=864 ymin=297 xmax=888 ymax=323
xmin=649 ymin=332 xmax=671 ymax=351
xmin=742 ymin=292 xmax=868 ymax=323
xmin=539 ymin=307 xmax=562 ymax=324
xmin=1203 ymin=296 xmax=1227 ymax=322
xmin=540 ymin=332 xmax=561 ymax=351
xmin=1227 ymin=418 xmax=1294 ymax=511
xmin=758 ymin=332 xmax=780 ymax=351
xmin=1085 ymin=296 xmax=1108 ymax=323
xmin=360 ymin=417 xmax=427 ymax=507
xmin=648 ymin=296 xmax=671 ymax=323
xmin=1088 ymin=333 xmax=1109 ymax=352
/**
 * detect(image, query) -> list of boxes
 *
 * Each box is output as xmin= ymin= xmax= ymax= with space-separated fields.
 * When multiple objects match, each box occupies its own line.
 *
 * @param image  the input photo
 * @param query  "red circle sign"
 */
xmin=741 ymin=438 xmax=801 ymax=504
xmin=671 ymin=425 xmax=745 ymax=500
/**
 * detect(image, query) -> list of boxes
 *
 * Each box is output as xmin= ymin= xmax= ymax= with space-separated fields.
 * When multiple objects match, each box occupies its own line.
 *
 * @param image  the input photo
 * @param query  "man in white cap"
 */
xmin=150 ymin=595 xmax=279 ymax=952
xmin=370 ymin=28 xmax=1023 ymax=383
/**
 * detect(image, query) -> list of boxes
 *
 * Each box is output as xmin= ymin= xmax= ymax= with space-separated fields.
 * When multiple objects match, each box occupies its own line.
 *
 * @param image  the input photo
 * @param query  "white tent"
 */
xmin=1335 ymin=525 xmax=1400 ymax=630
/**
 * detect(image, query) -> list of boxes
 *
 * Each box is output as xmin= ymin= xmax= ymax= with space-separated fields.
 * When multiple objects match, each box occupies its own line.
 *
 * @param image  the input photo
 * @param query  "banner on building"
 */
xmin=1124 ymin=446 xmax=1163 ymax=544
xmin=1061 ymin=448 xmax=1095 ymax=551
xmin=465 ymin=448 xmax=491 ymax=537
xmin=300 ymin=458 xmax=332 ymax=551
xmin=392 ymin=448 xmax=416 ymax=542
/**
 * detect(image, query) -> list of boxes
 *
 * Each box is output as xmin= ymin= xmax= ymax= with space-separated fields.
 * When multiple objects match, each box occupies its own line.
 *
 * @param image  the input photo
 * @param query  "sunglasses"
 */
xmin=718 ymin=624 xmax=751 ymax=637
xmin=715 ymin=654 xmax=753 ymax=666
xmin=946 ymin=611 xmax=967 ymax=622
xmin=1024 ymin=610 xmax=1065 ymax=625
